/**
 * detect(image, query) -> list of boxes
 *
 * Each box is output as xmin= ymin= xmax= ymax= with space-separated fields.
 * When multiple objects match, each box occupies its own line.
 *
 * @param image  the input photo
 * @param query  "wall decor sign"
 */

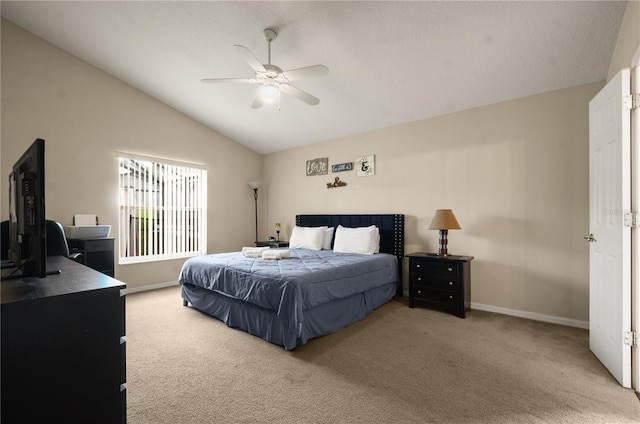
xmin=356 ymin=155 xmax=375 ymax=177
xmin=332 ymin=162 xmax=353 ymax=173
xmin=306 ymin=158 xmax=328 ymax=176
xmin=327 ymin=177 xmax=347 ymax=188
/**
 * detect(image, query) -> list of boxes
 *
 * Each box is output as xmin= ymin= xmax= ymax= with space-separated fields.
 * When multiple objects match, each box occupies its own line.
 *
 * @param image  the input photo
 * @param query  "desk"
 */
xmin=67 ymin=237 xmax=115 ymax=277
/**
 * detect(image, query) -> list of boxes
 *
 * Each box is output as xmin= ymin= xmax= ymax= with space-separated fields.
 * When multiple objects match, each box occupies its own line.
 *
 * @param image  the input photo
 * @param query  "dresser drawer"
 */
xmin=120 ymin=337 xmax=127 ymax=384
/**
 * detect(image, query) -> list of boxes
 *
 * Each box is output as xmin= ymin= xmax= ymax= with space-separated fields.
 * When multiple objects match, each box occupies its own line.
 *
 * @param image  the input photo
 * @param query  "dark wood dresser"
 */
xmin=407 ymin=252 xmax=473 ymax=318
xmin=1 ymin=256 xmax=127 ymax=423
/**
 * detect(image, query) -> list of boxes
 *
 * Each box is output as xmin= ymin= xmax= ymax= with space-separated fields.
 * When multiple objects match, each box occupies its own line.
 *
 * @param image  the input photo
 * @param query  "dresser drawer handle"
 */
xmin=449 ymin=295 xmax=453 ymax=299
xmin=416 ymin=264 xmax=421 ymax=268
xmin=417 ymin=290 xmax=422 ymax=294
xmin=417 ymin=277 xmax=422 ymax=281
xmin=449 ymin=281 xmax=453 ymax=286
xmin=447 ymin=267 xmax=453 ymax=272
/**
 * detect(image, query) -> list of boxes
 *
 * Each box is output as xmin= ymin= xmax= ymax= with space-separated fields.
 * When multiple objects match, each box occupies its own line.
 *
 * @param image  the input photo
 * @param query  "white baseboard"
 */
xmin=402 ymin=289 xmax=589 ymax=329
xmin=123 ymin=281 xmax=179 ymax=295
xmin=471 ymin=302 xmax=589 ymax=329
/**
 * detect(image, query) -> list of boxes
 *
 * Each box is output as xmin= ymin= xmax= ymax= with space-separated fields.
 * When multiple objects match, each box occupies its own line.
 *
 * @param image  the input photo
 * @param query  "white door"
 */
xmin=632 ymin=63 xmax=640 ymax=392
xmin=588 ymin=68 xmax=631 ymax=388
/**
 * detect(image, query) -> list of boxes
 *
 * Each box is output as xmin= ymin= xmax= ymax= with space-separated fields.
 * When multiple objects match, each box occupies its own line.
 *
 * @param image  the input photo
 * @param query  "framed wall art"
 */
xmin=356 ymin=155 xmax=375 ymax=176
xmin=332 ymin=162 xmax=353 ymax=173
xmin=306 ymin=158 xmax=328 ymax=176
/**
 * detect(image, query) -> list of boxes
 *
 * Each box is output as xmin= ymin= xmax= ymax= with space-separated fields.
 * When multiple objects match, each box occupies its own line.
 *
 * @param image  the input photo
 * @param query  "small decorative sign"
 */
xmin=332 ymin=162 xmax=353 ymax=173
xmin=327 ymin=177 xmax=347 ymax=188
xmin=306 ymin=158 xmax=328 ymax=176
xmin=356 ymin=155 xmax=375 ymax=177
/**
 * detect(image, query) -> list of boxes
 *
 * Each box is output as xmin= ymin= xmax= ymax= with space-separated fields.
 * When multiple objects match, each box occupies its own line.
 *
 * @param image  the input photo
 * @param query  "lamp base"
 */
xmin=437 ymin=229 xmax=449 ymax=256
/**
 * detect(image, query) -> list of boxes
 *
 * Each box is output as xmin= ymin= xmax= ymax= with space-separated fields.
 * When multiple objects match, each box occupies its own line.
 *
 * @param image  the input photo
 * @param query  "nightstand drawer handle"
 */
xmin=449 ymin=295 xmax=453 ymax=299
xmin=417 ymin=277 xmax=422 ymax=281
xmin=417 ymin=290 xmax=422 ymax=294
xmin=447 ymin=267 xmax=453 ymax=272
xmin=416 ymin=264 xmax=421 ymax=268
xmin=449 ymin=281 xmax=453 ymax=286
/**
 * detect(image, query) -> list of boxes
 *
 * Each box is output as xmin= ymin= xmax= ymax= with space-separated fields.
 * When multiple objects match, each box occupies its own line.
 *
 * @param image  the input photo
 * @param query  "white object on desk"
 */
xmin=73 ymin=214 xmax=98 ymax=226
xmin=64 ymin=225 xmax=111 ymax=239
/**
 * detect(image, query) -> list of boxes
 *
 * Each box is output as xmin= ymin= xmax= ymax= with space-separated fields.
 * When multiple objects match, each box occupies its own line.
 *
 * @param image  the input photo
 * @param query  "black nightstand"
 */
xmin=255 ymin=241 xmax=289 ymax=248
xmin=407 ymin=252 xmax=473 ymax=318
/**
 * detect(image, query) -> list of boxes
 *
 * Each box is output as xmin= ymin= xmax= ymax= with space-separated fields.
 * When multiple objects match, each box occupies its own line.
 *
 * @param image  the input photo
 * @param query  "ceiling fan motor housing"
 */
xmin=262 ymin=64 xmax=284 ymax=80
xmin=263 ymin=28 xmax=277 ymax=42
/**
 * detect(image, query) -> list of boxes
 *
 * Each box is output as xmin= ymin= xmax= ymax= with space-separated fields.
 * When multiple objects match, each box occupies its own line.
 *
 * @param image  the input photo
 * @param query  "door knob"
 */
xmin=584 ymin=233 xmax=596 ymax=242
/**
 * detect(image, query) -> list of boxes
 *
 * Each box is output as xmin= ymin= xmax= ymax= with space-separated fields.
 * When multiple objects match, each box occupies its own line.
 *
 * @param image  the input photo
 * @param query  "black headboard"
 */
xmin=296 ymin=214 xmax=404 ymax=296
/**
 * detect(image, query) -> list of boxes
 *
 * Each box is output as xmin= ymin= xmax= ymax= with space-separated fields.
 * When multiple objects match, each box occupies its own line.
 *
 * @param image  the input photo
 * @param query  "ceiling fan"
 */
xmin=201 ymin=28 xmax=329 ymax=109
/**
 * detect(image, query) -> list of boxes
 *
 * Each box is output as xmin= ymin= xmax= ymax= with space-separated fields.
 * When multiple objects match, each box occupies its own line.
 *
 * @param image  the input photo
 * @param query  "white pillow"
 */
xmin=289 ymin=226 xmax=328 ymax=250
xmin=322 ymin=227 xmax=335 ymax=250
xmin=333 ymin=225 xmax=380 ymax=255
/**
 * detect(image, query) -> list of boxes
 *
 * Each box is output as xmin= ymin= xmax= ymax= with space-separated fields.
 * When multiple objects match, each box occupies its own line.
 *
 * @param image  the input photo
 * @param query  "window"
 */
xmin=117 ymin=153 xmax=207 ymax=264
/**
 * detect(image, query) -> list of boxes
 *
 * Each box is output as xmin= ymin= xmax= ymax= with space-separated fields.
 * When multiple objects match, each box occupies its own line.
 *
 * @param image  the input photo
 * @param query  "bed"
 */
xmin=179 ymin=214 xmax=404 ymax=350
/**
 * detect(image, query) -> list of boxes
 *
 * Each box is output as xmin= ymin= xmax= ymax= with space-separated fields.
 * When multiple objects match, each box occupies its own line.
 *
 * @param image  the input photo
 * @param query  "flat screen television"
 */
xmin=6 ymin=138 xmax=46 ymax=278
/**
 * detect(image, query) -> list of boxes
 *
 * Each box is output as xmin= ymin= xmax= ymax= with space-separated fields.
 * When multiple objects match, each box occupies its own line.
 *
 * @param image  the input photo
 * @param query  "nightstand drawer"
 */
xmin=411 ymin=260 xmax=459 ymax=278
xmin=410 ymin=272 xmax=459 ymax=291
xmin=411 ymin=286 xmax=459 ymax=305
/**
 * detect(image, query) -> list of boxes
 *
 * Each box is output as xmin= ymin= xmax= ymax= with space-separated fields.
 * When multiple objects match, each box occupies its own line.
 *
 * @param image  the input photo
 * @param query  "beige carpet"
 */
xmin=125 ymin=286 xmax=639 ymax=423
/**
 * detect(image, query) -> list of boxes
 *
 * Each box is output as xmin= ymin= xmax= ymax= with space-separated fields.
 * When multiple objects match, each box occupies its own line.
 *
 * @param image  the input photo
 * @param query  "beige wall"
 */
xmin=1 ymin=19 xmax=262 ymax=290
xmin=262 ymin=0 xmax=640 ymax=325
xmin=263 ymin=82 xmax=602 ymax=324
xmin=5 ymin=5 xmax=636 ymax=323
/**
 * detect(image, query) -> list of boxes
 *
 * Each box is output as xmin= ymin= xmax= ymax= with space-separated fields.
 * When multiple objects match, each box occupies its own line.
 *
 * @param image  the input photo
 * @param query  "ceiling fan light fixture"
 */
xmin=258 ymin=84 xmax=280 ymax=104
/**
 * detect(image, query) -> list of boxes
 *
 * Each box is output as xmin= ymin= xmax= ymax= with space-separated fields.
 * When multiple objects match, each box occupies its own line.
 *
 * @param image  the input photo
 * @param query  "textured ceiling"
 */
xmin=1 ymin=1 xmax=627 ymax=154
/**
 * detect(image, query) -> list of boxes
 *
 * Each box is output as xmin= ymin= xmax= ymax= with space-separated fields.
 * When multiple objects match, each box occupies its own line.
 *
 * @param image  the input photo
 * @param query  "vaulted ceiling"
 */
xmin=1 ymin=1 xmax=627 ymax=154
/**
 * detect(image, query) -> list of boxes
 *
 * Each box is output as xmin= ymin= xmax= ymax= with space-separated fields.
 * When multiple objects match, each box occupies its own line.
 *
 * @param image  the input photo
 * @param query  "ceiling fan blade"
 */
xmin=233 ymin=45 xmax=266 ymax=73
xmin=200 ymin=78 xmax=258 ymax=84
xmin=280 ymin=84 xmax=320 ymax=106
xmin=283 ymin=65 xmax=329 ymax=82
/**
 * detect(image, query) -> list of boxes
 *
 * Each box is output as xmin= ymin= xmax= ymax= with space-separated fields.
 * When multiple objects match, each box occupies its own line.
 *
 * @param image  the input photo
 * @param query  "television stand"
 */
xmin=0 ymin=264 xmax=60 ymax=280
xmin=1 ymin=256 xmax=127 ymax=423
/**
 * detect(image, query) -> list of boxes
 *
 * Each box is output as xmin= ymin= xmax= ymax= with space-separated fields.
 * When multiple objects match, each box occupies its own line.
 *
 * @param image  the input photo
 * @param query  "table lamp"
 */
xmin=429 ymin=209 xmax=461 ymax=256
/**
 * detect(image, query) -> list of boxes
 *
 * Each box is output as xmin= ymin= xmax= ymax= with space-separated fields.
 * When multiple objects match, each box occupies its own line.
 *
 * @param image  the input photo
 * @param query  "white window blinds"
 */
xmin=117 ymin=153 xmax=207 ymax=264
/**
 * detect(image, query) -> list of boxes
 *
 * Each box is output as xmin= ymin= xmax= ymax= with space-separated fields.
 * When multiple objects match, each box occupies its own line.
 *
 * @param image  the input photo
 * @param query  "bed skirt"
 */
xmin=181 ymin=281 xmax=396 ymax=350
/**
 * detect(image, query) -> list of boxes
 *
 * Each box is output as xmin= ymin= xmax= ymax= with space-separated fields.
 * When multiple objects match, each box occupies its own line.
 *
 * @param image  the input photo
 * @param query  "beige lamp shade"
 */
xmin=429 ymin=209 xmax=461 ymax=230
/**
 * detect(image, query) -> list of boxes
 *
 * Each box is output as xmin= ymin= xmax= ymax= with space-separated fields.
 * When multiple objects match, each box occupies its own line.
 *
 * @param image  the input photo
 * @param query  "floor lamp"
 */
xmin=248 ymin=181 xmax=261 ymax=243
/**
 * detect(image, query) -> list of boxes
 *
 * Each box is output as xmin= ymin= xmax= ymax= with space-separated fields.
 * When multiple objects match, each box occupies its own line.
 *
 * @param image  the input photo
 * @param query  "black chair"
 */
xmin=1 ymin=220 xmax=84 ymax=264
xmin=46 ymin=220 xmax=84 ymax=264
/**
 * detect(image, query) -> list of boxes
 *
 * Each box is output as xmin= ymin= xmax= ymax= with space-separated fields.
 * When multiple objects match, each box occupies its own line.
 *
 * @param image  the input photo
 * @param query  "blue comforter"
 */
xmin=178 ymin=249 xmax=398 ymax=336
